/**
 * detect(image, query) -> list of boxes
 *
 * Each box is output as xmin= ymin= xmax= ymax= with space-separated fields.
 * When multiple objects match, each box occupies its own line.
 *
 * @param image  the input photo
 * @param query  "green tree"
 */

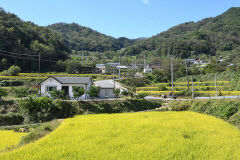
xmin=87 ymin=86 xmax=100 ymax=98
xmin=73 ymin=86 xmax=85 ymax=99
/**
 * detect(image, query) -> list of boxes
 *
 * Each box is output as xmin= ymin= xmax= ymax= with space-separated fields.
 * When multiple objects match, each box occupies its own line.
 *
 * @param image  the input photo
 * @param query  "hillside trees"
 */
xmin=0 ymin=8 xmax=70 ymax=72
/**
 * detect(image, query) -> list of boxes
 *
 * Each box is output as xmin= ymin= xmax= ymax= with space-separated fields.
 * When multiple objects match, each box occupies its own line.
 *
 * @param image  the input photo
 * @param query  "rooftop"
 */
xmin=52 ymin=77 xmax=91 ymax=84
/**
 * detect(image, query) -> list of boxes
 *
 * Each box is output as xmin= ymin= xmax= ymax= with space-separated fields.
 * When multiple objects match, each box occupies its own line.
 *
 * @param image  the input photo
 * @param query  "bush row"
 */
xmin=168 ymin=99 xmax=240 ymax=128
xmin=20 ymin=97 xmax=162 ymax=123
xmin=0 ymin=113 xmax=24 ymax=126
xmin=0 ymin=80 xmax=24 ymax=87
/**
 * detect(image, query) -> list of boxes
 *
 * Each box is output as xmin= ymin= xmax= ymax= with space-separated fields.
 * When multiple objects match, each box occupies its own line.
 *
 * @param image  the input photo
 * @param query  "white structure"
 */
xmin=39 ymin=76 xmax=92 ymax=100
xmin=96 ymin=64 xmax=106 ymax=74
xmin=143 ymin=67 xmax=153 ymax=73
xmin=94 ymin=80 xmax=116 ymax=99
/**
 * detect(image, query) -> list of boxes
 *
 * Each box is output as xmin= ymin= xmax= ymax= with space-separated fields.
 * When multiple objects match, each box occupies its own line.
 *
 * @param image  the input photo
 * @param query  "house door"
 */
xmin=62 ymin=86 xmax=69 ymax=97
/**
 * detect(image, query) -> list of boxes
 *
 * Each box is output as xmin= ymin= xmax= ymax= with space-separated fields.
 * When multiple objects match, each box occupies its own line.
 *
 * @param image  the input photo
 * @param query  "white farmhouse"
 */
xmin=39 ymin=76 xmax=92 ymax=100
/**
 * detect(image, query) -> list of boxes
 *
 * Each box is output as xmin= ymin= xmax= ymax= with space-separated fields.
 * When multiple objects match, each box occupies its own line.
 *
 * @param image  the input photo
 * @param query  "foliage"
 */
xmin=0 ymin=88 xmax=7 ymax=99
xmin=135 ymin=93 xmax=149 ymax=99
xmin=73 ymin=86 xmax=85 ymax=99
xmin=121 ymin=90 xmax=129 ymax=99
xmin=0 ymin=113 xmax=24 ymax=126
xmin=50 ymin=89 xmax=67 ymax=99
xmin=12 ymin=87 xmax=29 ymax=98
xmin=1 ymin=65 xmax=21 ymax=76
xmin=20 ymin=96 xmax=54 ymax=122
xmin=113 ymin=88 xmax=120 ymax=98
xmin=87 ymin=86 xmax=100 ymax=98
xmin=0 ymin=80 xmax=23 ymax=87
xmin=0 ymin=112 xmax=240 ymax=159
xmin=168 ymin=99 xmax=240 ymax=128
xmin=20 ymin=97 xmax=77 ymax=123
xmin=0 ymin=9 xmax=70 ymax=72
xmin=122 ymin=8 xmax=240 ymax=61
xmin=48 ymin=23 xmax=134 ymax=52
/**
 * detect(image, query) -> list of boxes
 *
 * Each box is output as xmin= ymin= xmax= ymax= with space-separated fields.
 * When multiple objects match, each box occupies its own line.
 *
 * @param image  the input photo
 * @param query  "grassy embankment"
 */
xmin=0 ymin=112 xmax=239 ymax=160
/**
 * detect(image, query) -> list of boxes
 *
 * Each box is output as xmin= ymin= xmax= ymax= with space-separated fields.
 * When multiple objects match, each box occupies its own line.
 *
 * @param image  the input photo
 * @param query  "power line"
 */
xmin=0 ymin=50 xmax=39 ymax=57
xmin=0 ymin=52 xmax=57 ymax=63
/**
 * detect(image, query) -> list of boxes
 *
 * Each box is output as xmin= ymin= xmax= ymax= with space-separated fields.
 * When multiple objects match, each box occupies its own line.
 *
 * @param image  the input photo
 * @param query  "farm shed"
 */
xmin=94 ymin=80 xmax=116 ymax=98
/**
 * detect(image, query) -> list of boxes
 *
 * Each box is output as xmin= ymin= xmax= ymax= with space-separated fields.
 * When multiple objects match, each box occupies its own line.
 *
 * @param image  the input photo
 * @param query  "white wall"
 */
xmin=40 ymin=77 xmax=62 ymax=96
xmin=99 ymin=88 xmax=115 ymax=98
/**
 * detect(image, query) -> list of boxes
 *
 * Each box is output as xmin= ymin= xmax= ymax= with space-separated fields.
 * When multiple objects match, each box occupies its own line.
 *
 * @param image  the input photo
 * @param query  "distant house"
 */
xmin=39 ymin=76 xmax=92 ymax=100
xmin=116 ymin=65 xmax=129 ymax=69
xmin=94 ymin=80 xmax=116 ymax=98
xmin=96 ymin=64 xmax=106 ymax=74
xmin=143 ymin=67 xmax=153 ymax=73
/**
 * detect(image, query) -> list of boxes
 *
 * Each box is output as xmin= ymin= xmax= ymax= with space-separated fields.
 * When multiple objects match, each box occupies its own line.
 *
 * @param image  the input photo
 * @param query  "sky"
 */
xmin=0 ymin=0 xmax=240 ymax=39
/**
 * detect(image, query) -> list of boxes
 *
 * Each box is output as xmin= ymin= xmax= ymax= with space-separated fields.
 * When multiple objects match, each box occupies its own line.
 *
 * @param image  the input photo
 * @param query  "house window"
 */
xmin=46 ymin=86 xmax=57 ymax=92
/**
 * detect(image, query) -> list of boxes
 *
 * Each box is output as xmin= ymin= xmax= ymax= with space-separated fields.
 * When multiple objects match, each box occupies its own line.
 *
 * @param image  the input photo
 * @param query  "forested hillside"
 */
xmin=122 ymin=7 xmax=240 ymax=60
xmin=0 ymin=8 xmax=71 ymax=72
xmin=1 ymin=7 xmax=240 ymax=71
xmin=48 ymin=23 xmax=135 ymax=52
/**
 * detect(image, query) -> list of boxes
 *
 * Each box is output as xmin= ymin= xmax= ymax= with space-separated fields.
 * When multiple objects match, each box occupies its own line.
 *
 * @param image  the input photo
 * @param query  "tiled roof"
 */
xmin=53 ymin=77 xmax=91 ymax=84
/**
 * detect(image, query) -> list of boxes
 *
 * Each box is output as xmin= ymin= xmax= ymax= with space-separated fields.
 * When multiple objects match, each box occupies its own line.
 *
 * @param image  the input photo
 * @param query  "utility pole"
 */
xmin=144 ymin=54 xmax=146 ymax=69
xmin=171 ymin=56 xmax=174 ymax=92
xmin=185 ymin=59 xmax=189 ymax=89
xmin=215 ymin=75 xmax=218 ymax=97
xmin=38 ymin=52 xmax=40 ymax=73
xmin=118 ymin=55 xmax=121 ymax=80
xmin=191 ymin=76 xmax=194 ymax=99
xmin=113 ymin=68 xmax=115 ymax=89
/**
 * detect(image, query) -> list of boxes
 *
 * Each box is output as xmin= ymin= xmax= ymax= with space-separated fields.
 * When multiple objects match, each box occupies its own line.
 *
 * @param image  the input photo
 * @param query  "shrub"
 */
xmin=1 ymin=65 xmax=21 ymax=76
xmin=0 ymin=88 xmax=7 ymax=100
xmin=121 ymin=90 xmax=129 ymax=99
xmin=73 ymin=86 xmax=85 ymax=99
xmin=113 ymin=88 xmax=120 ymax=98
xmin=52 ymin=100 xmax=77 ymax=118
xmin=158 ymin=84 xmax=168 ymax=91
xmin=0 ymin=80 xmax=24 ymax=87
xmin=12 ymin=87 xmax=29 ymax=99
xmin=20 ymin=97 xmax=77 ymax=123
xmin=169 ymin=99 xmax=240 ymax=128
xmin=0 ymin=113 xmax=24 ymax=126
xmin=20 ymin=96 xmax=54 ymax=122
xmin=135 ymin=93 xmax=149 ymax=99
xmin=50 ymin=89 xmax=67 ymax=99
xmin=87 ymin=86 xmax=100 ymax=98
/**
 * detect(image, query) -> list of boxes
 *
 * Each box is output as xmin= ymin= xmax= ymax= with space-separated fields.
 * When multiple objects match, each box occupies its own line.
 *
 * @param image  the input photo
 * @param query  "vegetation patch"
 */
xmin=168 ymin=99 xmax=240 ymax=128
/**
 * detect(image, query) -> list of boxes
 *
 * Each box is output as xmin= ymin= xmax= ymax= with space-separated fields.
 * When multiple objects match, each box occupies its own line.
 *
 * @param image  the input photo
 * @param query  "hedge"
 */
xmin=0 ymin=113 xmax=24 ymax=126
